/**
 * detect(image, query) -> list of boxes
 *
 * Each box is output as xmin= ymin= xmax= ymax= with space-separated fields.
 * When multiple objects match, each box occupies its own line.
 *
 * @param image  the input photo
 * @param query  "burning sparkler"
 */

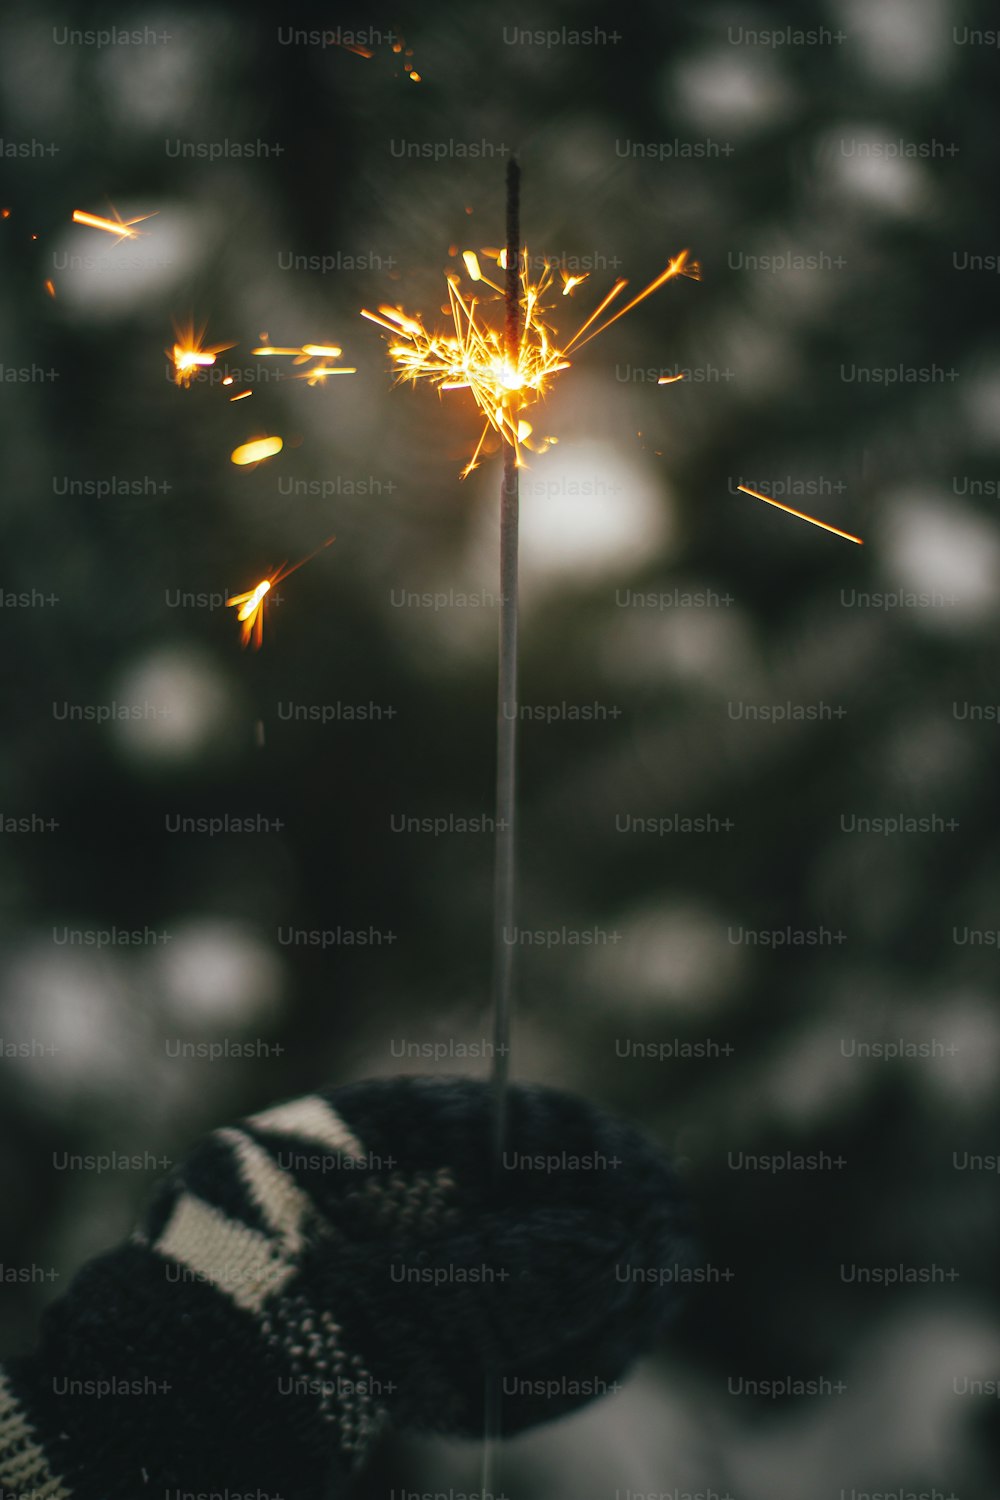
xmin=227 ymin=536 xmax=336 ymax=649
xmin=361 ymin=168 xmax=701 ymax=1179
xmin=362 ymin=244 xmax=700 ymax=477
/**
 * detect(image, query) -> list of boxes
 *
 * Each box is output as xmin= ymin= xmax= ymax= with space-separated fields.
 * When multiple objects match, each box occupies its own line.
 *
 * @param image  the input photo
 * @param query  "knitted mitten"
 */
xmin=0 ymin=1075 xmax=691 ymax=1499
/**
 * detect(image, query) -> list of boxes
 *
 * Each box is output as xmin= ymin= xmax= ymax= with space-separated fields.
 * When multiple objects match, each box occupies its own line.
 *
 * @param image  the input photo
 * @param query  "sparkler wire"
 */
xmin=491 ymin=156 xmax=521 ymax=1173
xmin=482 ymin=154 xmax=522 ymax=1497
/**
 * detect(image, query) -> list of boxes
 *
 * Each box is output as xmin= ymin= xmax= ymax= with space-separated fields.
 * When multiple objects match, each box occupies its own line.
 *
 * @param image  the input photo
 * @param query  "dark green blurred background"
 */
xmin=2 ymin=1 xmax=1000 ymax=1495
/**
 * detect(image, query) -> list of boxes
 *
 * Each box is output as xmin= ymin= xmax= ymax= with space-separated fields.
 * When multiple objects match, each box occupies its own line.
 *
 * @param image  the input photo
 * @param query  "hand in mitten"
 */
xmin=0 ymin=1076 xmax=691 ymax=1499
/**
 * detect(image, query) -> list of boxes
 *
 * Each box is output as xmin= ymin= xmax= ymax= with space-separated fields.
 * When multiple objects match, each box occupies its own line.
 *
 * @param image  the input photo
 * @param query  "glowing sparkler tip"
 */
xmin=363 ymin=238 xmax=701 ymax=474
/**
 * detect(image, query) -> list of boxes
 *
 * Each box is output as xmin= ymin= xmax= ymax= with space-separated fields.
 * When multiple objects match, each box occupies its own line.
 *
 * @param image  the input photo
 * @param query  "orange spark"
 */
xmin=227 ymin=535 xmax=336 ymax=649
xmin=560 ymin=271 xmax=589 ymax=296
xmin=335 ymin=30 xmax=421 ymax=78
xmin=292 ymin=365 xmax=357 ymax=386
xmin=251 ymin=341 xmax=355 ymax=383
xmin=73 ymin=207 xmax=156 ymax=241
xmin=44 ymin=279 xmax=56 ymax=298
xmin=231 ymin=436 xmax=284 ymax=466
xmin=230 ymin=390 xmax=252 ymax=402
xmin=562 ymin=250 xmax=701 ymax=354
xmin=170 ymin=320 xmax=234 ymax=388
xmin=737 ymin=484 xmax=863 ymax=545
xmin=230 ymin=578 xmax=272 ymax=649
xmin=361 ymin=245 xmax=699 ymax=476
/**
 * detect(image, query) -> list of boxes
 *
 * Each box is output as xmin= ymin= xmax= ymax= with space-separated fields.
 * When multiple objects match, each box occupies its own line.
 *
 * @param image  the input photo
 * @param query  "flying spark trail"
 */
xmin=737 ymin=484 xmax=863 ymax=545
xmin=231 ymin=437 xmax=284 ymax=466
xmin=72 ymin=207 xmax=156 ymax=241
xmin=251 ymin=342 xmax=357 ymax=384
xmin=334 ymin=30 xmax=421 ymax=78
xmin=170 ymin=321 xmax=234 ymax=387
xmin=227 ymin=536 xmax=336 ymax=649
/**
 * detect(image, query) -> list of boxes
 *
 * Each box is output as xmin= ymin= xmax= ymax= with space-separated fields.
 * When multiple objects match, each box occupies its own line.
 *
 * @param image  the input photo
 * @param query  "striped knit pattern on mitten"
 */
xmin=0 ymin=1091 xmax=393 ymax=1500
xmin=0 ymin=1076 xmax=692 ymax=1500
